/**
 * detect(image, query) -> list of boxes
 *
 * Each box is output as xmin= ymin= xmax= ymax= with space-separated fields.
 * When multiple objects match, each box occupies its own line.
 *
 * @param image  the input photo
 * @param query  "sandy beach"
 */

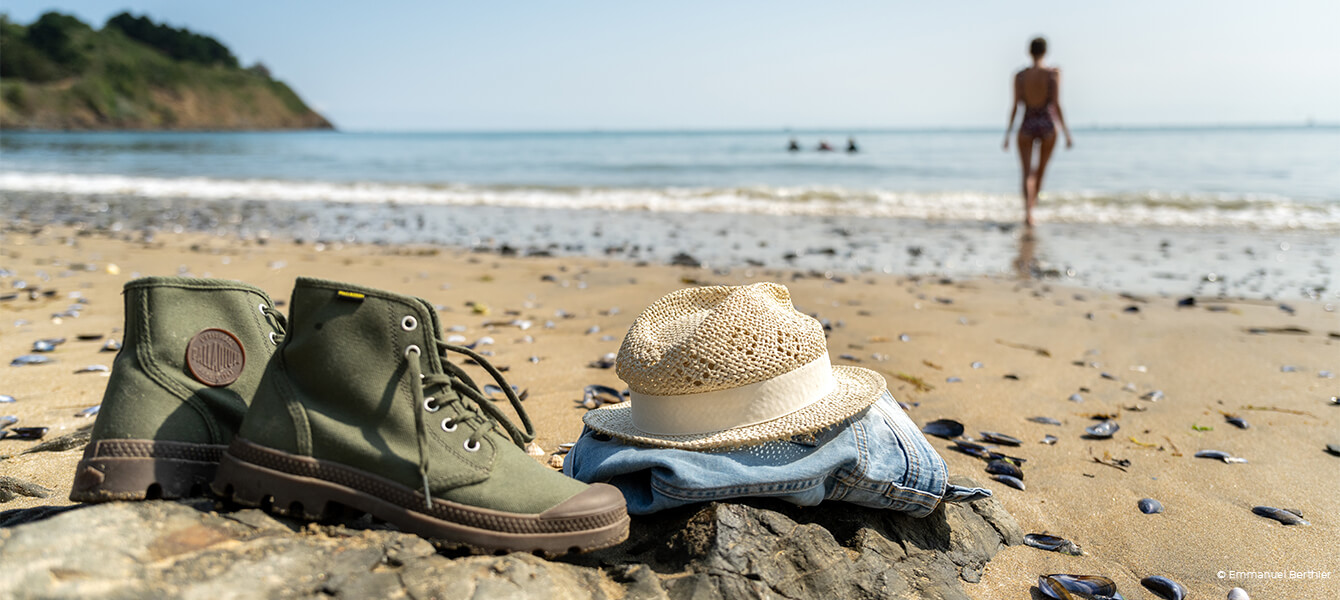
xmin=2 ymin=225 xmax=1337 ymax=599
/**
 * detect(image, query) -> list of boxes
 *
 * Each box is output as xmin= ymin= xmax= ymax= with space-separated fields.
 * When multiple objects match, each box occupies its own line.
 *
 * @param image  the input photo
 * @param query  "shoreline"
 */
xmin=1 ymin=226 xmax=1337 ymax=598
xmin=2 ymin=191 xmax=1337 ymax=303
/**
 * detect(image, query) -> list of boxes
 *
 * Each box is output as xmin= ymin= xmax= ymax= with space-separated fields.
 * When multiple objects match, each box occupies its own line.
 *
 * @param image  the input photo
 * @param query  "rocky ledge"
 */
xmin=0 ymin=476 xmax=1018 ymax=599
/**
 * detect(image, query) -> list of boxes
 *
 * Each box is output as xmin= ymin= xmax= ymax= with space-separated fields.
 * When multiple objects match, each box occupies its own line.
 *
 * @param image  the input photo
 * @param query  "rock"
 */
xmin=0 ymin=476 xmax=52 ymax=503
xmin=0 ymin=476 xmax=1018 ymax=599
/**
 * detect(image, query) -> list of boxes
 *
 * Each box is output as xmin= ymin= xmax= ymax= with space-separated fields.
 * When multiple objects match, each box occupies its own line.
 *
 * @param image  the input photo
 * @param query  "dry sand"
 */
xmin=2 ymin=227 xmax=1337 ymax=599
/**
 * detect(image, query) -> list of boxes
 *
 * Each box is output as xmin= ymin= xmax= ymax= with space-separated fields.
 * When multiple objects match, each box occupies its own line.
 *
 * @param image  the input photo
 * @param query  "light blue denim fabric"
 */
xmin=565 ymin=391 xmax=990 ymax=516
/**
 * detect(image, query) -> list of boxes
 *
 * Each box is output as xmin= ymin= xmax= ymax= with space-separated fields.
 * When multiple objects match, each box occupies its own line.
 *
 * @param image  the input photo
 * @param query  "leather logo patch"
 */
xmin=185 ymin=328 xmax=245 ymax=387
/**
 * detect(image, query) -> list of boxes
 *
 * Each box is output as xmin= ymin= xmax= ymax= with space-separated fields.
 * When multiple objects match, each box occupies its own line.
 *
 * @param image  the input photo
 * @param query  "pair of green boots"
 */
xmin=70 ymin=276 xmax=628 ymax=555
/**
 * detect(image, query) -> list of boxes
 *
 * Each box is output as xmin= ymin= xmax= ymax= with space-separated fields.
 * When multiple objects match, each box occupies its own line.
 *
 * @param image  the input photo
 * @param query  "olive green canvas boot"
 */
xmin=70 ymin=277 xmax=286 ymax=502
xmin=211 ymin=278 xmax=629 ymax=555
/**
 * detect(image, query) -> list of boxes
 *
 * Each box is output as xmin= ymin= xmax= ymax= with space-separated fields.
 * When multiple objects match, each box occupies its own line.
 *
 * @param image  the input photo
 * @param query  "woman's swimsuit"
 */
xmin=1018 ymin=70 xmax=1056 ymax=138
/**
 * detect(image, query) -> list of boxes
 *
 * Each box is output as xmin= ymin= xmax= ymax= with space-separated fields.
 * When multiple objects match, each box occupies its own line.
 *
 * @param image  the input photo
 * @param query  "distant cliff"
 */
xmin=0 ymin=12 xmax=332 ymax=131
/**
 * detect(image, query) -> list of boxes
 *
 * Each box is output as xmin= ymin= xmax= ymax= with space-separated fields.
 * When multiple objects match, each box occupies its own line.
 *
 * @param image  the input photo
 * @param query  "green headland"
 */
xmin=0 ymin=11 xmax=332 ymax=130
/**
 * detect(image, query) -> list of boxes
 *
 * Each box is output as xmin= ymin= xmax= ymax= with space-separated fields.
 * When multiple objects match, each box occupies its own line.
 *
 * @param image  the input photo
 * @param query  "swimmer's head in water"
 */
xmin=1029 ymin=37 xmax=1047 ymax=58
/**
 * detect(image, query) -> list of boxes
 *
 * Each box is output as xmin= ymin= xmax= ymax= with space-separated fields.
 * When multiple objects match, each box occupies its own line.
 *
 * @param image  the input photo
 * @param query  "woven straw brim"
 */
xmin=582 ymin=366 xmax=886 ymax=450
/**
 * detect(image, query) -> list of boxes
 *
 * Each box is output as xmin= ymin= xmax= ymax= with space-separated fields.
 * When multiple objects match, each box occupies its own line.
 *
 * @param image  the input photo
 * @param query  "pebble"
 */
xmin=101 ymin=339 xmax=122 ymax=352
xmin=1138 ymin=498 xmax=1164 ymax=514
xmin=1069 ymin=393 xmax=1083 ymax=402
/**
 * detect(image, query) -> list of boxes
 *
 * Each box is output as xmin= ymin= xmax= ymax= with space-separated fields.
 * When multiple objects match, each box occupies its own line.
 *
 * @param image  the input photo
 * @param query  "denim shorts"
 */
xmin=565 ymin=391 xmax=989 ymax=516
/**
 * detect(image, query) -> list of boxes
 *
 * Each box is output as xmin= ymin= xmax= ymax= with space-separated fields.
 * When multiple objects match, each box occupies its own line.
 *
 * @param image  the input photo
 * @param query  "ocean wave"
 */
xmin=1 ymin=171 xmax=1336 ymax=231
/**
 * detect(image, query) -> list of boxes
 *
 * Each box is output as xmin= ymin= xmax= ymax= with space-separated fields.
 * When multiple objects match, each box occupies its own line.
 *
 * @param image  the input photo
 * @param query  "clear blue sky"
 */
xmin=5 ymin=1 xmax=1338 ymax=131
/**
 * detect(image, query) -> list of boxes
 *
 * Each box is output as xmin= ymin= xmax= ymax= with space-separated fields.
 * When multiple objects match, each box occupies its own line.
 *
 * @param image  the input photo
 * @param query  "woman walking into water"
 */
xmin=1003 ymin=37 xmax=1072 ymax=227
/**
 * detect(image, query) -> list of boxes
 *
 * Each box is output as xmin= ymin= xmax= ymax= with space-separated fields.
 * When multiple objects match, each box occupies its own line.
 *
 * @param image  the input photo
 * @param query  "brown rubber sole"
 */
xmin=211 ymin=438 xmax=630 ymax=556
xmin=69 ymin=439 xmax=225 ymax=503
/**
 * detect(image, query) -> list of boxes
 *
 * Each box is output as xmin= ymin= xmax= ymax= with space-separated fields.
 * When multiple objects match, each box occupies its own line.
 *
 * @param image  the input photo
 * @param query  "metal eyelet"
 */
xmin=401 ymin=316 xmax=417 ymax=331
xmin=258 ymin=303 xmax=266 ymax=314
xmin=440 ymin=417 xmax=457 ymax=432
xmin=464 ymin=439 xmax=481 ymax=452
xmin=268 ymin=331 xmax=278 ymax=345
xmin=423 ymin=397 xmax=440 ymax=412
xmin=404 ymin=345 xmax=420 ymax=359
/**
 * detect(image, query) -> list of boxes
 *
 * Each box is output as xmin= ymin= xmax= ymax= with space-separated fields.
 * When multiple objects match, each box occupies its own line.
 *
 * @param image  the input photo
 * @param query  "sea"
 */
xmin=1 ymin=128 xmax=1338 ymax=299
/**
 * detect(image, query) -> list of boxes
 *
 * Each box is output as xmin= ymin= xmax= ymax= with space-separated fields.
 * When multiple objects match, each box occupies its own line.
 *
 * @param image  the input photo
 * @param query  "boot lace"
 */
xmin=404 ymin=342 xmax=535 ymax=509
xmin=259 ymin=303 xmax=288 ymax=345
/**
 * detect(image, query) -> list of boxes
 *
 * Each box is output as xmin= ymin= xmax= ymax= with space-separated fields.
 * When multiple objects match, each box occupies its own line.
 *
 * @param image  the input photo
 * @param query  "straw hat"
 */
xmin=583 ymin=282 xmax=886 ymax=450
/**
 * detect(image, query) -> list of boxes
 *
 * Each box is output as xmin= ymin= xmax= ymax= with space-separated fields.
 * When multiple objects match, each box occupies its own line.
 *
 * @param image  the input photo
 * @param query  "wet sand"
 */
xmin=2 ymin=226 xmax=1337 ymax=599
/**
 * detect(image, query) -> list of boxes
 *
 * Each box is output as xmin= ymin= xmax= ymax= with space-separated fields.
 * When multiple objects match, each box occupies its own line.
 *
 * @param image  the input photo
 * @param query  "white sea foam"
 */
xmin=2 ymin=171 xmax=1337 ymax=231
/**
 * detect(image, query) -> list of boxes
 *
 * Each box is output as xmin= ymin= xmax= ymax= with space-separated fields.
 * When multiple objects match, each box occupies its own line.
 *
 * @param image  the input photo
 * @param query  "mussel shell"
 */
xmin=1140 ymin=576 xmax=1186 ymax=600
xmin=1225 ymin=416 xmax=1249 ymax=429
xmin=0 ymin=426 xmax=48 ymax=440
xmin=1084 ymin=420 xmax=1119 ymax=438
xmin=10 ymin=354 xmax=53 ymax=366
xmin=991 ymin=474 xmax=1025 ymax=490
xmin=986 ymin=459 xmax=1023 ymax=479
xmin=1138 ymin=498 xmax=1164 ymax=514
xmin=1038 ymin=574 xmax=1119 ymax=600
xmin=1029 ymin=416 xmax=1062 ymax=425
xmin=1326 ymin=444 xmax=1340 ymax=457
xmin=0 ymin=394 xmax=15 ymax=403
xmin=0 ymin=415 xmax=17 ymax=428
xmin=952 ymin=440 xmax=993 ymax=459
xmin=1024 ymin=533 xmax=1082 ymax=556
xmin=74 ymin=364 xmax=110 ymax=374
xmin=922 ymin=419 xmax=964 ymax=439
xmin=1042 ymin=434 xmax=1058 ymax=445
xmin=1194 ymin=449 xmax=1246 ymax=463
xmin=1252 ymin=506 xmax=1309 ymax=526
xmin=979 ymin=431 xmax=1023 ymax=446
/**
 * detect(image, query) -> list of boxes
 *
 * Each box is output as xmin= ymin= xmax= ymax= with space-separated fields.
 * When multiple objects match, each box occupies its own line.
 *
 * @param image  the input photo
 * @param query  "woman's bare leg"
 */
xmin=1031 ymin=133 xmax=1058 ymax=220
xmin=1016 ymin=132 xmax=1037 ymax=226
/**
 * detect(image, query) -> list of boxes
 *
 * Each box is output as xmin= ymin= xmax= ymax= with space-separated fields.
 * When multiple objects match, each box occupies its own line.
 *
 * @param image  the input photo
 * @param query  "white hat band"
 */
xmin=630 ymin=352 xmax=837 ymax=436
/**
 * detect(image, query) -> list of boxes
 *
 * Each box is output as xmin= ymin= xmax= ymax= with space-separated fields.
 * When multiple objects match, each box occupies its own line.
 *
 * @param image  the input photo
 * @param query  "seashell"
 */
xmin=1225 ymin=415 xmax=1249 ymax=429
xmin=979 ymin=431 xmax=1022 ymax=446
xmin=0 ymin=394 xmax=14 ymax=403
xmin=970 ymin=361 xmax=984 ymax=369
xmin=525 ymin=441 xmax=545 ymax=457
xmin=0 ymin=426 xmax=48 ymax=440
xmin=587 ymin=353 xmax=617 ymax=369
xmin=76 ymin=404 xmax=101 ymax=418
xmin=1140 ymin=576 xmax=1186 ymax=600
xmin=76 ymin=333 xmax=104 ymax=341
xmin=1326 ymin=444 xmax=1340 ymax=457
xmin=585 ymin=326 xmax=600 ymax=335
xmin=446 ymin=334 xmax=468 ymax=344
xmin=1252 ymin=506 xmax=1309 ymax=526
xmin=0 ymin=415 xmax=17 ymax=429
xmin=991 ymin=474 xmax=1025 ymax=490
xmin=10 ymin=354 xmax=53 ymax=366
xmin=101 ymin=339 xmax=122 ymax=352
xmin=1028 ymin=416 xmax=1061 ymax=425
xmin=1084 ymin=420 xmax=1119 ymax=439
xmin=1100 ymin=372 xmax=1117 ymax=380
xmin=1319 ymin=370 xmax=1334 ymax=378
xmin=952 ymin=440 xmax=993 ymax=459
xmin=1227 ymin=588 xmax=1250 ymax=600
xmin=547 ymin=454 xmax=564 ymax=469
xmin=74 ymin=365 xmax=110 ymax=374
xmin=985 ymin=459 xmax=1023 ymax=479
xmin=32 ymin=338 xmax=65 ymax=352
xmin=1068 ymin=393 xmax=1083 ymax=402
xmin=1280 ymin=365 xmax=1297 ymax=373
xmin=945 ymin=377 xmax=962 ymax=383
xmin=1024 ymin=533 xmax=1082 ymax=556
xmin=1038 ymin=574 xmax=1118 ymax=600
xmin=1195 ymin=449 xmax=1247 ymax=463
xmin=921 ymin=419 xmax=964 ymax=439
xmin=1138 ymin=498 xmax=1164 ymax=514
xmin=528 ymin=356 xmax=541 ymax=363
xmin=1041 ymin=434 xmax=1058 ymax=445
xmin=1141 ymin=390 xmax=1165 ymax=401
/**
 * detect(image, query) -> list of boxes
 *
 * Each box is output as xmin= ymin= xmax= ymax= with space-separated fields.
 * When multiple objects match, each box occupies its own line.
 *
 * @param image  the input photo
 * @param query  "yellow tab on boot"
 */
xmin=336 ymin=290 xmax=366 ymax=301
